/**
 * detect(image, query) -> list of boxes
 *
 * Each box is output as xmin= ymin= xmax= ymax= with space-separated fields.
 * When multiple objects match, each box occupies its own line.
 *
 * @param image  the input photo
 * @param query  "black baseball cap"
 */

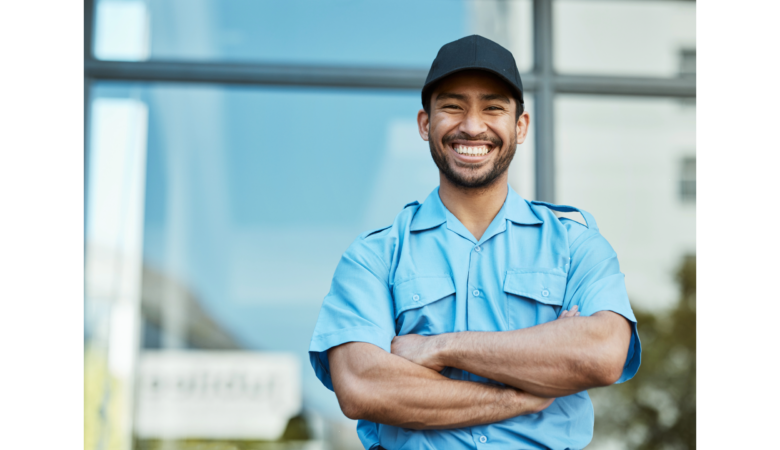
xmin=422 ymin=35 xmax=524 ymax=113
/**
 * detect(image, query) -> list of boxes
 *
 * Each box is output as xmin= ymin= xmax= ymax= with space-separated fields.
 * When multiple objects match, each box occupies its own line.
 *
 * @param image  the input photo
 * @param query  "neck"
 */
xmin=438 ymin=172 xmax=509 ymax=241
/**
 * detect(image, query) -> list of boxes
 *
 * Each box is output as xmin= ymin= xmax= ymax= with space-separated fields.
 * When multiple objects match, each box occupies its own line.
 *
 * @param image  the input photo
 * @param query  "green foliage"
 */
xmin=133 ymin=414 xmax=312 ymax=450
xmin=590 ymin=255 xmax=696 ymax=450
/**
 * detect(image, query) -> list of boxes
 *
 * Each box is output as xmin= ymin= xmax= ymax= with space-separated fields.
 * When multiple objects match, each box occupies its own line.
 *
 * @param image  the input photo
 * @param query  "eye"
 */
xmin=486 ymin=105 xmax=504 ymax=111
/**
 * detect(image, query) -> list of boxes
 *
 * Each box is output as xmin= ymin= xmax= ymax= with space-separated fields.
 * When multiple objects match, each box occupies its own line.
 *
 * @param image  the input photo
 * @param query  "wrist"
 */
xmin=501 ymin=386 xmax=528 ymax=416
xmin=432 ymin=332 xmax=455 ymax=368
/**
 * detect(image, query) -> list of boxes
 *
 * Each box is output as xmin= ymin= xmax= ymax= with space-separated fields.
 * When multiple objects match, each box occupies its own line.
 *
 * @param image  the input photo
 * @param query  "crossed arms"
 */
xmin=328 ymin=305 xmax=632 ymax=430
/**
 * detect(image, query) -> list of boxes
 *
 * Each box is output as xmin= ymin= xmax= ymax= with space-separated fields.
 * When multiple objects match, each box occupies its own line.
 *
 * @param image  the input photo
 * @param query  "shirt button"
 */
xmin=479 ymin=436 xmax=487 ymax=443
xmin=412 ymin=294 xmax=420 ymax=301
xmin=541 ymin=289 xmax=550 ymax=297
xmin=474 ymin=245 xmax=481 ymax=252
xmin=473 ymin=290 xmax=480 ymax=297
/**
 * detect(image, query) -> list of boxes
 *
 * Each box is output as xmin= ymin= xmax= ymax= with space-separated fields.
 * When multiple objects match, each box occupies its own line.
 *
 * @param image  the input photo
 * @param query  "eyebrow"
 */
xmin=435 ymin=92 xmax=511 ymax=104
xmin=435 ymin=92 xmax=467 ymax=102
xmin=480 ymin=93 xmax=511 ymax=104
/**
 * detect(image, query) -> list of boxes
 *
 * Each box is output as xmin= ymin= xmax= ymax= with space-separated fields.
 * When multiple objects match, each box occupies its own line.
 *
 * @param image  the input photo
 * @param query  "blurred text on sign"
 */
xmin=135 ymin=351 xmax=301 ymax=440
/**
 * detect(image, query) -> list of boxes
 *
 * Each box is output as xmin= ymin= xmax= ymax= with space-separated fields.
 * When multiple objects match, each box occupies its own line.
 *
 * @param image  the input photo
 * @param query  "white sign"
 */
xmin=135 ymin=351 xmax=301 ymax=440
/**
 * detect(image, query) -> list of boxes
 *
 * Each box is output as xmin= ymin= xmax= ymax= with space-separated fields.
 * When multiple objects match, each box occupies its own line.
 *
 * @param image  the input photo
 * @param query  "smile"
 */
xmin=452 ymin=143 xmax=493 ymax=156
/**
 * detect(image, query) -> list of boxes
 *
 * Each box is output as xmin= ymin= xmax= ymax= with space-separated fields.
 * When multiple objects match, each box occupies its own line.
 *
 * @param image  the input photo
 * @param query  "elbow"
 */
xmin=596 ymin=361 xmax=624 ymax=386
xmin=333 ymin=373 xmax=383 ymax=421
xmin=584 ymin=316 xmax=631 ymax=387
xmin=577 ymin=357 xmax=621 ymax=388
xmin=339 ymin=399 xmax=364 ymax=421
xmin=334 ymin=384 xmax=368 ymax=420
xmin=592 ymin=312 xmax=633 ymax=387
xmin=588 ymin=346 xmax=626 ymax=387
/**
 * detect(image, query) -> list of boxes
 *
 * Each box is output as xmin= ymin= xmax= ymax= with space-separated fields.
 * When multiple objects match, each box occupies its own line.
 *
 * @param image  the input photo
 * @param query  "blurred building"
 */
xmin=84 ymin=1 xmax=695 ymax=449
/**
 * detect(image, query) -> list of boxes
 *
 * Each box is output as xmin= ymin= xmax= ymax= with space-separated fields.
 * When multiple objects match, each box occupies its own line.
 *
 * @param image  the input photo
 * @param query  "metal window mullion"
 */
xmin=83 ymin=60 xmax=430 ymax=90
xmin=82 ymin=61 xmax=695 ymax=97
xmin=533 ymin=0 xmax=556 ymax=203
xmin=84 ymin=0 xmax=95 ymax=204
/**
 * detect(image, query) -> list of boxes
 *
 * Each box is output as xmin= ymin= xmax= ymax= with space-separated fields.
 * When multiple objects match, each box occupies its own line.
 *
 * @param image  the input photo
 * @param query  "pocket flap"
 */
xmin=393 ymin=276 xmax=456 ymax=317
xmin=503 ymin=269 xmax=566 ymax=306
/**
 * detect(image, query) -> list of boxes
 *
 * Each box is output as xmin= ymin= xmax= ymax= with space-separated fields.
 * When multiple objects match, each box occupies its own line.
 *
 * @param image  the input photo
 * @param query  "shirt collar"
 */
xmin=410 ymin=187 xmax=448 ymax=231
xmin=410 ymin=185 xmax=542 ymax=233
xmin=504 ymin=186 xmax=543 ymax=226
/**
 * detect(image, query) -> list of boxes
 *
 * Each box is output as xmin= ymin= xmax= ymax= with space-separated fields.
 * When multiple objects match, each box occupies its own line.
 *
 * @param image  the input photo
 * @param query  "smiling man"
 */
xmin=309 ymin=35 xmax=641 ymax=450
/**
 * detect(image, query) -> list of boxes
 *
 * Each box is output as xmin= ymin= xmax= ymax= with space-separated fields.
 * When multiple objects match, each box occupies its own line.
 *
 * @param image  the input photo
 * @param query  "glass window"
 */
xmin=679 ymin=156 xmax=696 ymax=203
xmin=555 ymin=95 xmax=695 ymax=310
xmin=92 ymin=0 xmax=534 ymax=71
xmin=84 ymin=96 xmax=150 ymax=450
xmin=89 ymin=81 xmax=439 ymax=436
xmin=93 ymin=0 xmax=468 ymax=67
xmin=679 ymin=49 xmax=696 ymax=78
xmin=508 ymin=96 xmax=535 ymax=200
xmin=469 ymin=0 xmax=534 ymax=73
xmin=85 ymin=2 xmax=696 ymax=447
xmin=93 ymin=0 xmax=151 ymax=61
xmin=554 ymin=0 xmax=696 ymax=77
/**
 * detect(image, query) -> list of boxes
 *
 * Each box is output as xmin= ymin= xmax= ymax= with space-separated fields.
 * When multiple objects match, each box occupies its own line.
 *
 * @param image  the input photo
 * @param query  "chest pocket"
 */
xmin=393 ymin=276 xmax=456 ymax=337
xmin=504 ymin=269 xmax=566 ymax=330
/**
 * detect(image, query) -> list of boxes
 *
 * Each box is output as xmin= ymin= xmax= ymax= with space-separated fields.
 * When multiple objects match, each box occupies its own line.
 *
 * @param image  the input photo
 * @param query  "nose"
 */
xmin=459 ymin=108 xmax=488 ymax=137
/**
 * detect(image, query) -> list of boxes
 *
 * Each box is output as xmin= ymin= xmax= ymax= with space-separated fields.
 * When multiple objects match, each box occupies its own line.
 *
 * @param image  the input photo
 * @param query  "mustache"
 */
xmin=442 ymin=132 xmax=502 ymax=148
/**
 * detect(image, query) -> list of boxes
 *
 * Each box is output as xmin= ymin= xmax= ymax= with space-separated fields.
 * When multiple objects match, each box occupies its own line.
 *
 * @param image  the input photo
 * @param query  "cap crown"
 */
xmin=423 ymin=35 xmax=523 ymax=107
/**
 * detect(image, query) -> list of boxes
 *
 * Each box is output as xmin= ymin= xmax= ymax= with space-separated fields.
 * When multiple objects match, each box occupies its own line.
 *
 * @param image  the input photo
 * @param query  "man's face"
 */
xmin=418 ymin=70 xmax=530 ymax=189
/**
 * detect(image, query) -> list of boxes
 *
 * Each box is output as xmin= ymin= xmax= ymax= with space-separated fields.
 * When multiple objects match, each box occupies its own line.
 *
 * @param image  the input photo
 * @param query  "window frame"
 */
xmin=83 ymin=0 xmax=695 ymax=203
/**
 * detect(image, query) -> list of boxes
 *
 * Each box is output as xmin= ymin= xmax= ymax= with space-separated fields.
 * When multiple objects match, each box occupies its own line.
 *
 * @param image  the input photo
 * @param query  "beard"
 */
xmin=429 ymin=131 xmax=517 ymax=189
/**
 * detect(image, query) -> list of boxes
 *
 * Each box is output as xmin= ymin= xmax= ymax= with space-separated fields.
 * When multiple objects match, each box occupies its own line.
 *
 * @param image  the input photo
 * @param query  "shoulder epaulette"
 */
xmin=360 ymin=225 xmax=392 ymax=239
xmin=530 ymin=200 xmax=598 ymax=231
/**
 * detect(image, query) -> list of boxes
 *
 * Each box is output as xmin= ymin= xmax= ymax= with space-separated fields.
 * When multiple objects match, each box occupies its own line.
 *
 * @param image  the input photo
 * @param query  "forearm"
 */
xmin=329 ymin=342 xmax=544 ymax=429
xmin=438 ymin=311 xmax=631 ymax=397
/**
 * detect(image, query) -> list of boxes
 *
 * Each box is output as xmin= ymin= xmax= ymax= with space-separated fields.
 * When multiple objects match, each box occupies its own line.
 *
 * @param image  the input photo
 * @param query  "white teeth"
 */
xmin=454 ymin=144 xmax=490 ymax=156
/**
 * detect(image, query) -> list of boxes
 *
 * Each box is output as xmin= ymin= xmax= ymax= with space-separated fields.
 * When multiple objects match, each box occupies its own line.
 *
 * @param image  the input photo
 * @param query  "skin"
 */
xmin=328 ymin=70 xmax=632 ymax=429
xmin=419 ymin=70 xmax=530 ymax=240
xmin=328 ymin=341 xmax=553 ymax=429
xmin=392 ymin=305 xmax=632 ymax=398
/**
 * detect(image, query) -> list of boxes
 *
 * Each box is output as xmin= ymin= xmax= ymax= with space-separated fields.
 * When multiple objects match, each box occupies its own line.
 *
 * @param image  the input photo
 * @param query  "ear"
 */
xmin=515 ymin=110 xmax=531 ymax=145
xmin=417 ymin=109 xmax=430 ymax=141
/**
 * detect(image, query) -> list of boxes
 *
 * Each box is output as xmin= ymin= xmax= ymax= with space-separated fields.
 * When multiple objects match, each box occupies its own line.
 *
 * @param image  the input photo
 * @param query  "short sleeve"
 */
xmin=562 ymin=222 xmax=642 ymax=384
xmin=309 ymin=238 xmax=397 ymax=391
xmin=357 ymin=420 xmax=381 ymax=450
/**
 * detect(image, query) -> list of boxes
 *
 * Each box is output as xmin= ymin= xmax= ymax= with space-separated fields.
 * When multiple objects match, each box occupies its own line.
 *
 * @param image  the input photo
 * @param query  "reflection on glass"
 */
xmin=89 ymin=81 xmax=442 ymax=448
xmin=135 ymin=351 xmax=301 ymax=440
xmin=94 ymin=0 xmax=150 ymax=61
xmin=469 ymin=0 xmax=534 ymax=73
xmin=85 ymin=98 xmax=149 ymax=450
xmin=91 ymin=0 xmax=535 ymax=72
xmin=93 ymin=0 xmax=466 ymax=67
xmin=555 ymin=95 xmax=695 ymax=311
xmin=554 ymin=0 xmax=696 ymax=77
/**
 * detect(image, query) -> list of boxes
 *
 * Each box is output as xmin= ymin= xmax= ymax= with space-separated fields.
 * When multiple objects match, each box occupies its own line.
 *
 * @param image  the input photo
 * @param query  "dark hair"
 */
xmin=422 ymin=79 xmax=525 ymax=122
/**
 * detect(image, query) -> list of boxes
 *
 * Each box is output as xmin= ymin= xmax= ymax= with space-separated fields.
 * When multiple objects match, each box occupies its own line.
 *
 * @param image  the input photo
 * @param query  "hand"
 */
xmin=558 ymin=304 xmax=580 ymax=319
xmin=391 ymin=333 xmax=446 ymax=372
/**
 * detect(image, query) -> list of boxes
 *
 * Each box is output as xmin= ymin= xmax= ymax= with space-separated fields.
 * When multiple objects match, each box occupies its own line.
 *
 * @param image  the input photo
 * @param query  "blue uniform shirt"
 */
xmin=309 ymin=186 xmax=641 ymax=450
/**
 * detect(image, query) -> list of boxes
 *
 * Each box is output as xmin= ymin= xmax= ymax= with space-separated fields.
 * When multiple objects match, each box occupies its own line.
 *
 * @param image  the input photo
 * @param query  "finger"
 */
xmin=559 ymin=310 xmax=569 ymax=318
xmin=571 ymin=305 xmax=578 ymax=313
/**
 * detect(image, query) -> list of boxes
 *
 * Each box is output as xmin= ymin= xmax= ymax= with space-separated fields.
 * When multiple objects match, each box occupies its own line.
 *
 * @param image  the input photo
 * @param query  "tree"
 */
xmin=590 ymin=255 xmax=696 ymax=449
